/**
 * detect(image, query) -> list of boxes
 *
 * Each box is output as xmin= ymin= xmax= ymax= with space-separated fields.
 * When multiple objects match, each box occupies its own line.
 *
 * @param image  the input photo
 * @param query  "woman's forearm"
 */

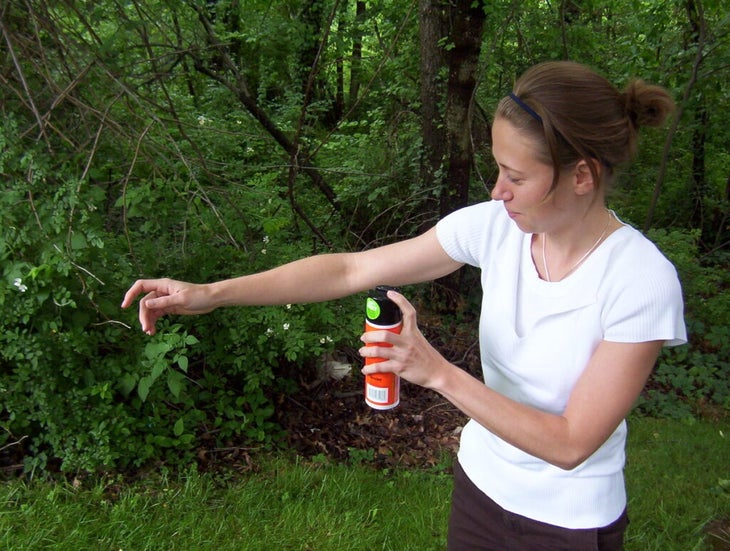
xmin=207 ymin=229 xmax=461 ymax=309
xmin=208 ymin=253 xmax=365 ymax=308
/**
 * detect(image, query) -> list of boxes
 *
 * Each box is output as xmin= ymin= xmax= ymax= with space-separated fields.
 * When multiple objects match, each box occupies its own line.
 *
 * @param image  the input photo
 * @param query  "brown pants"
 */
xmin=447 ymin=461 xmax=629 ymax=551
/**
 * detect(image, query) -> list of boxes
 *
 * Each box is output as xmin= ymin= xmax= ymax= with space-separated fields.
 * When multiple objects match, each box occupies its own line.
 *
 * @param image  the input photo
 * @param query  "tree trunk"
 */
xmin=420 ymin=0 xmax=486 ymax=308
xmin=441 ymin=0 xmax=486 ymax=218
xmin=644 ymin=0 xmax=705 ymax=231
xmin=349 ymin=1 xmax=366 ymax=104
xmin=715 ymin=176 xmax=730 ymax=250
xmin=299 ymin=0 xmax=327 ymax=116
xmin=690 ymin=106 xmax=708 ymax=236
xmin=418 ymin=0 xmax=448 ymax=219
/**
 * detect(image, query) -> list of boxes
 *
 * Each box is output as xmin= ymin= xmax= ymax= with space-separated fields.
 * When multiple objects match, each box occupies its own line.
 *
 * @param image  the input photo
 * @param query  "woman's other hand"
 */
xmin=121 ymin=278 xmax=214 ymax=335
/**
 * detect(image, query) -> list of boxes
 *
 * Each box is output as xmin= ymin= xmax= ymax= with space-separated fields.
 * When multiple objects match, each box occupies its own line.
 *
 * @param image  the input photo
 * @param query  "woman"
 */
xmin=122 ymin=61 xmax=687 ymax=549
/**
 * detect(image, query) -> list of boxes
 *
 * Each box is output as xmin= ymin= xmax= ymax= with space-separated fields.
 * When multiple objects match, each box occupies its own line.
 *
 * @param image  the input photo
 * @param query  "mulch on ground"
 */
xmin=274 ymin=372 xmax=467 ymax=469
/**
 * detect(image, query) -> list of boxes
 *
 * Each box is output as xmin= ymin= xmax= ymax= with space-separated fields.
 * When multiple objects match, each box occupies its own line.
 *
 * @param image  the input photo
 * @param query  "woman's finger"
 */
xmin=383 ymin=289 xmax=418 ymax=330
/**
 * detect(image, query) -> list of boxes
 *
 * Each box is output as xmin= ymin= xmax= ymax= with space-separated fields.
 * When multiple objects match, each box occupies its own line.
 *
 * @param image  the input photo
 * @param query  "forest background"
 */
xmin=0 ymin=0 xmax=728 ymax=476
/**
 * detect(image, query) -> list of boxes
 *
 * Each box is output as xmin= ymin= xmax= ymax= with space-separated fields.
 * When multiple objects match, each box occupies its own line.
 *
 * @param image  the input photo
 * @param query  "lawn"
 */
xmin=1 ymin=416 xmax=727 ymax=550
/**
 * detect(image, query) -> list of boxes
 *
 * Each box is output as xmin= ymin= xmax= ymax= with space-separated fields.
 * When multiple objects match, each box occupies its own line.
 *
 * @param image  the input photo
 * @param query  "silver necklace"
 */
xmin=541 ymin=210 xmax=612 ymax=282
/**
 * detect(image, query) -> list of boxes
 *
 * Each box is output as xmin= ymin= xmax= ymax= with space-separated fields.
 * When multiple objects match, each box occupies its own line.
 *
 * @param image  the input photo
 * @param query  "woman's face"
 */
xmin=490 ymin=117 xmax=575 ymax=234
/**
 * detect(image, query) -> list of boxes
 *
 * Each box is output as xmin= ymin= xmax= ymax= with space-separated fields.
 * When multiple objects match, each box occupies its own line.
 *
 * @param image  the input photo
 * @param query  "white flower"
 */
xmin=282 ymin=323 xmax=290 ymax=330
xmin=263 ymin=235 xmax=270 ymax=244
xmin=197 ymin=115 xmax=209 ymax=126
xmin=13 ymin=278 xmax=27 ymax=293
xmin=266 ymin=327 xmax=274 ymax=336
xmin=319 ymin=336 xmax=334 ymax=344
xmin=261 ymin=249 xmax=267 ymax=255
xmin=285 ymin=304 xmax=292 ymax=310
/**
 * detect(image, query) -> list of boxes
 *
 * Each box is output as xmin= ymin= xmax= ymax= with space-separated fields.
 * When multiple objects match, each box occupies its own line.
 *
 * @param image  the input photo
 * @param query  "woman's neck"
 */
xmin=534 ymin=206 xmax=621 ymax=282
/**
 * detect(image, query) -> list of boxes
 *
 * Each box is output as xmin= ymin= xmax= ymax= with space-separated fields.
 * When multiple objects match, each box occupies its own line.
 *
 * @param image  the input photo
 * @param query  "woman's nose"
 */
xmin=491 ymin=175 xmax=513 ymax=201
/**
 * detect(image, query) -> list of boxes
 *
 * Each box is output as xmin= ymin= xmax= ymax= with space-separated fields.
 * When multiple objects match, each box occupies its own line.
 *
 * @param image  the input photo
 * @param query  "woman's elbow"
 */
xmin=550 ymin=445 xmax=596 ymax=471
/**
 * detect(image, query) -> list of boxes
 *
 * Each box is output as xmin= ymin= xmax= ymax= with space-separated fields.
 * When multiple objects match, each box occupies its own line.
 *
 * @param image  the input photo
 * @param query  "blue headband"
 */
xmin=508 ymin=92 xmax=613 ymax=169
xmin=509 ymin=92 xmax=542 ymax=124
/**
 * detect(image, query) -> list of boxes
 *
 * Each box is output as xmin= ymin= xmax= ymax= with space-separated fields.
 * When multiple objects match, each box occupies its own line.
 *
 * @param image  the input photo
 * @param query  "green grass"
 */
xmin=0 ymin=459 xmax=451 ymax=550
xmin=1 ymin=416 xmax=727 ymax=550
xmin=624 ymin=416 xmax=729 ymax=550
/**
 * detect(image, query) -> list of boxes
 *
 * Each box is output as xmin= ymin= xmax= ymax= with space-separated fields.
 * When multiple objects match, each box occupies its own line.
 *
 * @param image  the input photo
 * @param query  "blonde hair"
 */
xmin=496 ymin=61 xmax=675 ymax=189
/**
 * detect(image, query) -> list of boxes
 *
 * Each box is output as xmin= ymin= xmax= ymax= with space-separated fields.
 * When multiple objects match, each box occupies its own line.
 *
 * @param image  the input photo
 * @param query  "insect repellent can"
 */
xmin=364 ymin=285 xmax=402 ymax=410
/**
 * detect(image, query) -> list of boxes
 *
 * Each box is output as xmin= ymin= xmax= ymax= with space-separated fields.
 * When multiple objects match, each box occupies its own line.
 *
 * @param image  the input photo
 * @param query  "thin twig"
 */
xmin=0 ymin=18 xmax=49 ymax=148
xmin=91 ymin=320 xmax=132 ymax=329
xmin=121 ymin=122 xmax=154 ymax=272
xmin=0 ymin=435 xmax=28 ymax=453
xmin=52 ymin=244 xmax=105 ymax=286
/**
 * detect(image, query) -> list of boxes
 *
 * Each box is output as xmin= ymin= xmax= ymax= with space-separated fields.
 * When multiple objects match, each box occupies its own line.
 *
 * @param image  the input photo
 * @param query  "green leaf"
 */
xmin=177 ymin=355 xmax=189 ymax=373
xmin=70 ymin=232 xmax=88 ymax=250
xmin=145 ymin=341 xmax=172 ymax=360
xmin=138 ymin=375 xmax=153 ymax=401
xmin=167 ymin=370 xmax=185 ymax=399
xmin=173 ymin=418 xmax=184 ymax=437
xmin=150 ymin=361 xmax=166 ymax=381
xmin=118 ymin=373 xmax=137 ymax=397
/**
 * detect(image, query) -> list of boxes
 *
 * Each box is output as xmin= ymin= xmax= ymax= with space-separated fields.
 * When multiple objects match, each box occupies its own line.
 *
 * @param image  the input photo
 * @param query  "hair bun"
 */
xmin=623 ymin=79 xmax=676 ymax=129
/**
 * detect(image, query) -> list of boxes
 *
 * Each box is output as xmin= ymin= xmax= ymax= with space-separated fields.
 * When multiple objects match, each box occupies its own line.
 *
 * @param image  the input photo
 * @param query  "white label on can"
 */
xmin=366 ymin=384 xmax=389 ymax=404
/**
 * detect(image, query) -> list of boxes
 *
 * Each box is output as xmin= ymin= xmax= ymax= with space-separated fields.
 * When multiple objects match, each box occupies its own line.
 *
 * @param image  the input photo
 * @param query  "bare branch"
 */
xmin=0 ymin=18 xmax=50 ymax=149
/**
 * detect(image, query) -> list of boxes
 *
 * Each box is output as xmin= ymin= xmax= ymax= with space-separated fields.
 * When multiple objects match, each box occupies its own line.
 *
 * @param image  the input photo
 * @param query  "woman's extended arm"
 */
xmin=121 ymin=227 xmax=463 ymax=335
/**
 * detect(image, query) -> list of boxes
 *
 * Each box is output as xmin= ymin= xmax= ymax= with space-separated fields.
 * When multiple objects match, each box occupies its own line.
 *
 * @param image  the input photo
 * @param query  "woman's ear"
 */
xmin=574 ymin=159 xmax=600 ymax=195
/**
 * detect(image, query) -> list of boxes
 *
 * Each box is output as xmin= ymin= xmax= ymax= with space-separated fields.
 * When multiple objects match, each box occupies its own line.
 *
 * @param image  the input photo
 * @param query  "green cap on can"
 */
xmin=366 ymin=285 xmax=402 ymax=325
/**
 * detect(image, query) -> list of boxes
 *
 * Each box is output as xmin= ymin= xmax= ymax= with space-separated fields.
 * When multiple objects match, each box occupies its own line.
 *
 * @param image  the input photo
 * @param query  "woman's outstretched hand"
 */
xmin=121 ymin=278 xmax=214 ymax=336
xmin=359 ymin=290 xmax=452 ymax=391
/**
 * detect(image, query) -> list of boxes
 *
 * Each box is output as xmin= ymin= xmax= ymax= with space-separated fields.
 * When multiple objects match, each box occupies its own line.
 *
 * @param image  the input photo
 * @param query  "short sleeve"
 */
xmin=436 ymin=201 xmax=510 ymax=268
xmin=603 ymin=239 xmax=687 ymax=347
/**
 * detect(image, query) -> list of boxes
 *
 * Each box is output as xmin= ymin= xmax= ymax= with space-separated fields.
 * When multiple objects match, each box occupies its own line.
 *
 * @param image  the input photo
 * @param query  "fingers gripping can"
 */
xmin=364 ymin=285 xmax=402 ymax=410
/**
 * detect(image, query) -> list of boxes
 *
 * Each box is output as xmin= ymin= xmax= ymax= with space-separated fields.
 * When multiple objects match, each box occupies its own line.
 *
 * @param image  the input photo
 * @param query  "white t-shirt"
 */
xmin=436 ymin=200 xmax=687 ymax=529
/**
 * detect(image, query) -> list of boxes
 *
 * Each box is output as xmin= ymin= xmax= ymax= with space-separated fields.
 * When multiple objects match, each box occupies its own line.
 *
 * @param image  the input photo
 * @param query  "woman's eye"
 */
xmin=497 ymin=167 xmax=523 ymax=185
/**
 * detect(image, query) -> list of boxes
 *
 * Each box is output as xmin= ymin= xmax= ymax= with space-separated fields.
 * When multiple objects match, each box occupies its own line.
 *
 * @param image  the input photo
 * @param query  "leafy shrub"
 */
xmin=1 ymin=141 xmax=140 ymax=472
xmin=635 ymin=228 xmax=730 ymax=419
xmin=0 ymin=120 xmax=361 ymax=474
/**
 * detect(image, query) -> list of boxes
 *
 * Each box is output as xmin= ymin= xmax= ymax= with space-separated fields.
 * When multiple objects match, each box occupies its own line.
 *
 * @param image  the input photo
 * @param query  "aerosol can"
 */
xmin=364 ymin=286 xmax=402 ymax=410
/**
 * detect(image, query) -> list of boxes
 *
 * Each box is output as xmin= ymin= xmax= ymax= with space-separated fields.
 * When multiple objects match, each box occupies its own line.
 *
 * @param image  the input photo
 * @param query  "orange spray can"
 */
xmin=364 ymin=285 xmax=402 ymax=410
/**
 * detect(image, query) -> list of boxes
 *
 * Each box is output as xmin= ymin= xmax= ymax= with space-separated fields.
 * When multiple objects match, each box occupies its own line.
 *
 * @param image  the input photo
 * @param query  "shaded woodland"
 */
xmin=0 ymin=1 xmax=727 ymax=473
